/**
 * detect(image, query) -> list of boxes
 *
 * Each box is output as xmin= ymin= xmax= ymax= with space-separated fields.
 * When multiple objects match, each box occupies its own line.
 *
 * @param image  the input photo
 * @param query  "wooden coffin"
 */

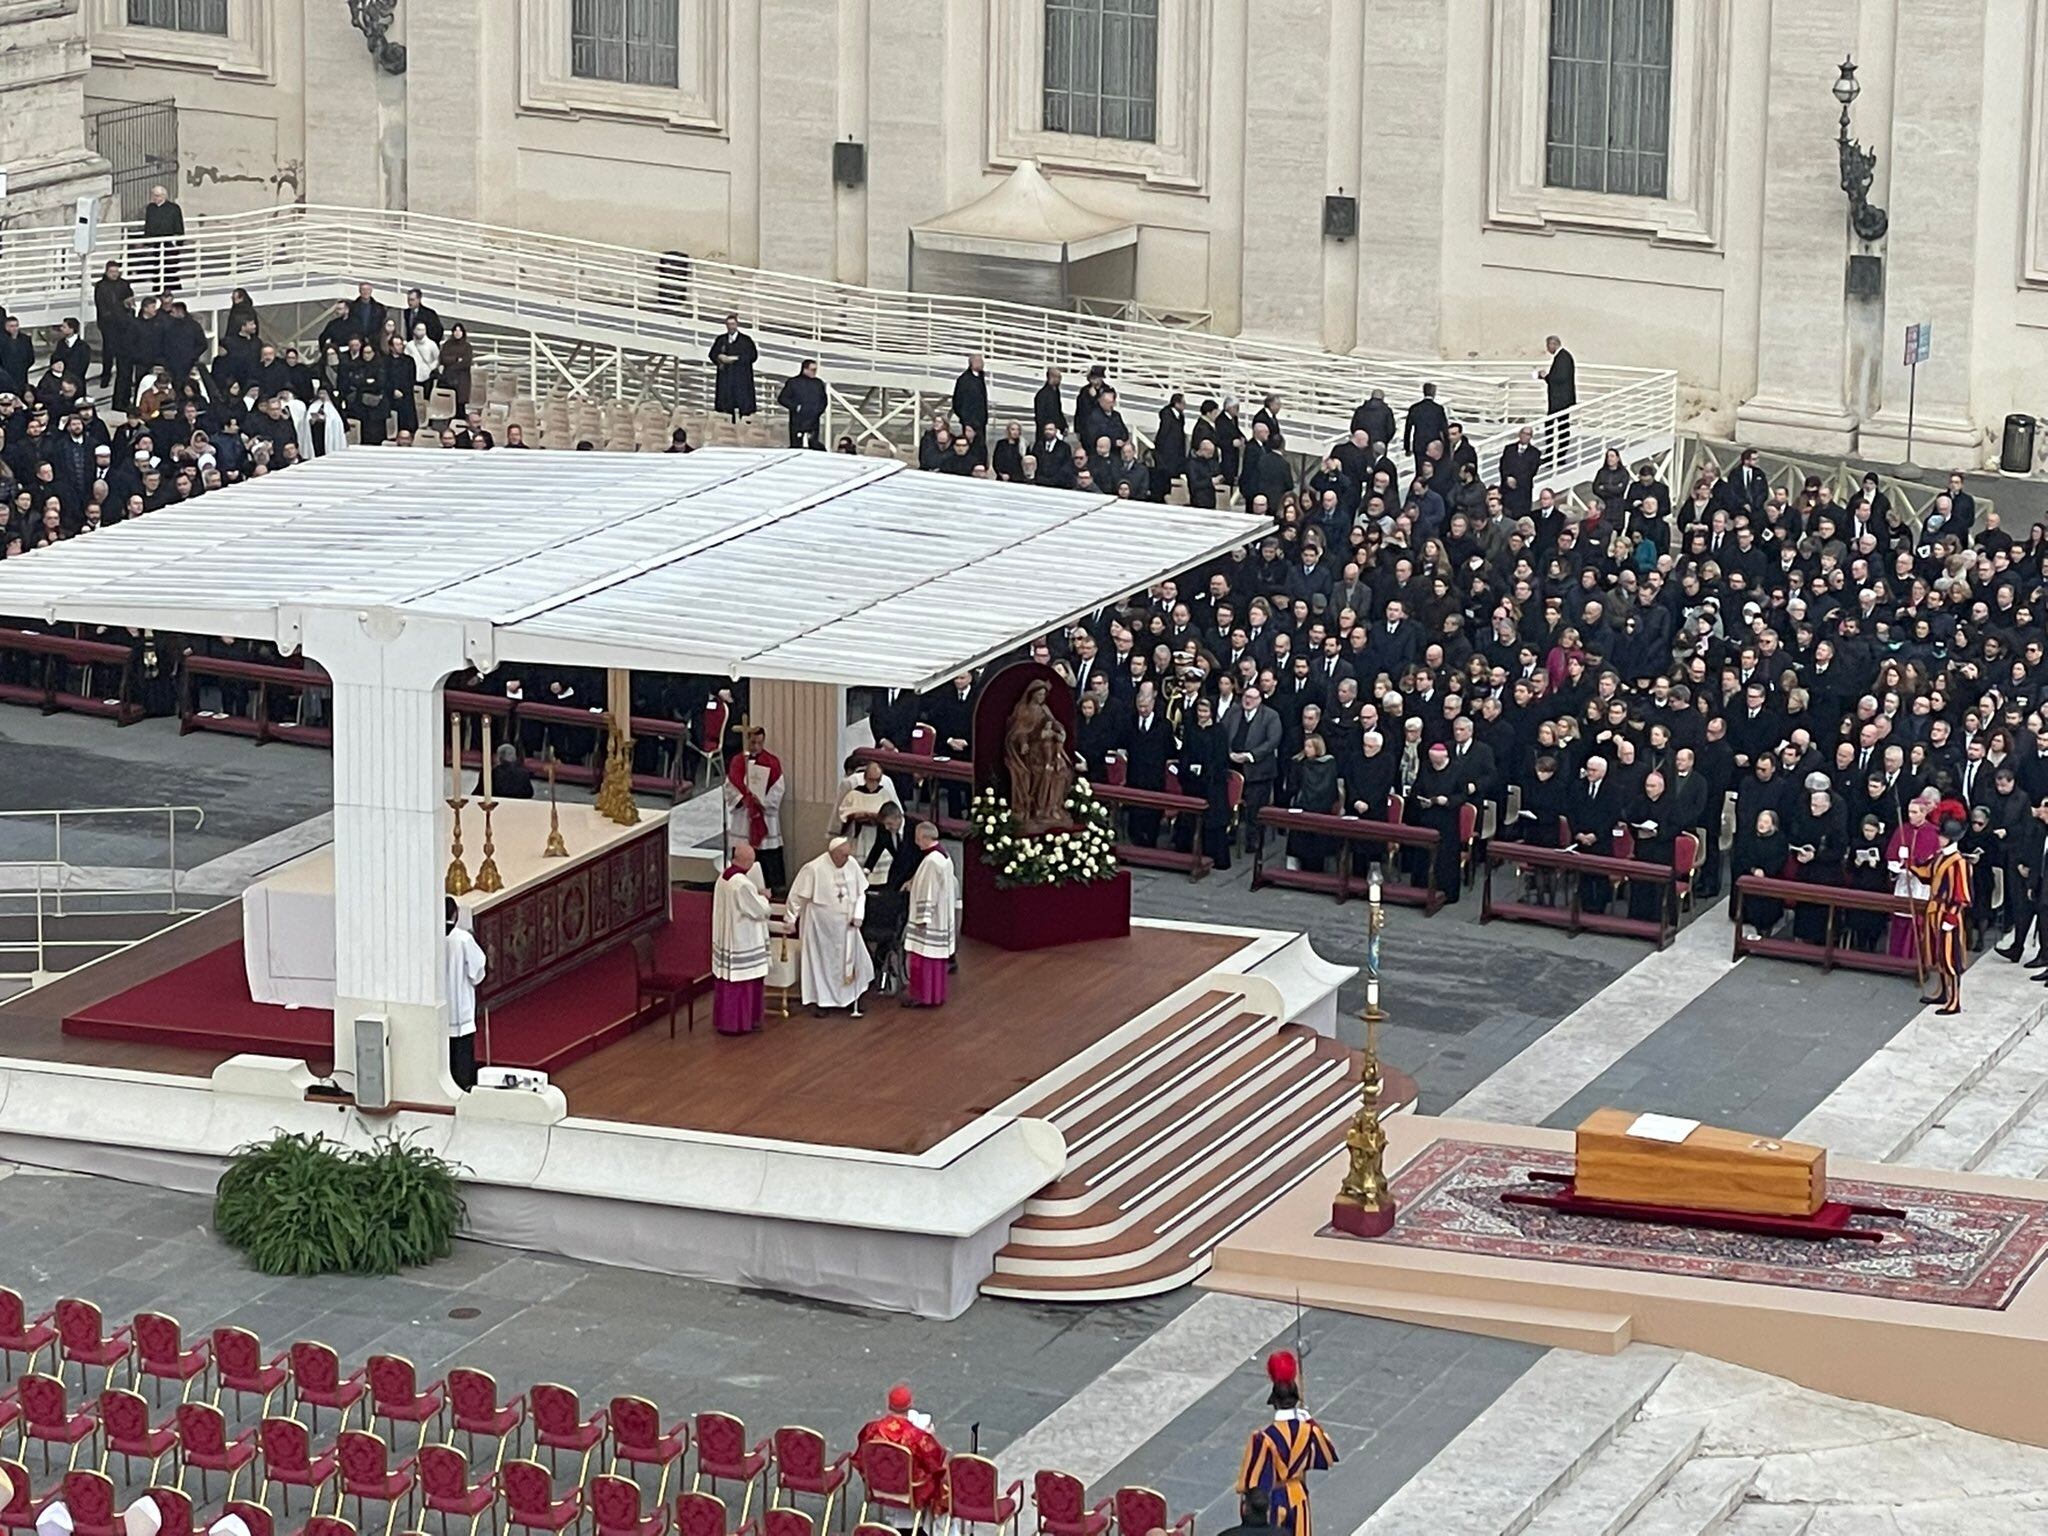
xmin=1573 ymin=1107 xmax=1827 ymax=1217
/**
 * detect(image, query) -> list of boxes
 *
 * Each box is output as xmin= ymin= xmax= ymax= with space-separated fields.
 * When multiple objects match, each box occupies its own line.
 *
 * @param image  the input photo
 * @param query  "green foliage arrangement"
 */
xmin=214 ymin=1130 xmax=466 ymax=1276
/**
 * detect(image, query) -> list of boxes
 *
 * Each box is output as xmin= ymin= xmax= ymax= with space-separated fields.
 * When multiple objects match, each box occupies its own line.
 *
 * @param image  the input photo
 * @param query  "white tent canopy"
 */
xmin=911 ymin=160 xmax=1137 ymax=265
xmin=0 ymin=449 xmax=1261 ymax=690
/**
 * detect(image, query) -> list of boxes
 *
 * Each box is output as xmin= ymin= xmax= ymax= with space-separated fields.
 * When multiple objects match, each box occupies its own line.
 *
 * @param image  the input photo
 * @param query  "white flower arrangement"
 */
xmin=970 ymin=778 xmax=1120 ymax=889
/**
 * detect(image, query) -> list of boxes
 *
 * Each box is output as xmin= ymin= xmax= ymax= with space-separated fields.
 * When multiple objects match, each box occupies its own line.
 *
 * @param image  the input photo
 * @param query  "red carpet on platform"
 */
xmin=63 ymin=891 xmax=713 ymax=1077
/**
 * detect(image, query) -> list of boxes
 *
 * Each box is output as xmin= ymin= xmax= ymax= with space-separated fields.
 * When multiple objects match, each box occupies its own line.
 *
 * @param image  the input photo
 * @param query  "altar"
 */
xmin=242 ymin=801 xmax=671 ymax=1010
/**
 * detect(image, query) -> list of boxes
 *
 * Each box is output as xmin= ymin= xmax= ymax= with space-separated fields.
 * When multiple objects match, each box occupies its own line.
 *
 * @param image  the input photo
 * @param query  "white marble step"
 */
xmin=1719 ymin=1508 xmax=1811 ymax=1536
xmin=1356 ymin=1345 xmax=1681 ymax=1536
xmin=1522 ymin=1418 xmax=1705 ymax=1536
xmin=1899 ymin=1026 xmax=2048 ymax=1171
xmin=1975 ymin=1088 xmax=2048 ymax=1179
xmin=1790 ymin=959 xmax=2048 ymax=1163
xmin=1617 ymin=1458 xmax=1760 ymax=1536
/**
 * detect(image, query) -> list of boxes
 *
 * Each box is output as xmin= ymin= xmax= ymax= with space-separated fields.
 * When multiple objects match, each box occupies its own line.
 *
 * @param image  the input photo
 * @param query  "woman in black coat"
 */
xmin=1286 ymin=734 xmax=1341 ymax=873
xmin=1733 ymin=808 xmax=1790 ymax=937
xmin=1175 ymin=698 xmax=1235 ymax=878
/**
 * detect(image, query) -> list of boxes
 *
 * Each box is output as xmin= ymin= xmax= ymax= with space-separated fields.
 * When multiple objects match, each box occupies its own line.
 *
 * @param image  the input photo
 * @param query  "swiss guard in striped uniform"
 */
xmin=1914 ymin=818 xmax=1973 ymax=1016
xmin=1237 ymin=1351 xmax=1336 ymax=1536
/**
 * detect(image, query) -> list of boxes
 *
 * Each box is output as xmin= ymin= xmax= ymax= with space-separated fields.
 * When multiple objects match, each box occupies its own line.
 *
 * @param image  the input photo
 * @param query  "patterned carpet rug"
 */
xmin=1345 ymin=1139 xmax=2048 ymax=1310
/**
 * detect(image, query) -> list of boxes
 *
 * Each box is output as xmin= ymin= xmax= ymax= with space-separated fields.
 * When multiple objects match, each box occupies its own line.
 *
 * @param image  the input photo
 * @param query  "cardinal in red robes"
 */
xmin=856 ymin=1383 xmax=949 ymax=1515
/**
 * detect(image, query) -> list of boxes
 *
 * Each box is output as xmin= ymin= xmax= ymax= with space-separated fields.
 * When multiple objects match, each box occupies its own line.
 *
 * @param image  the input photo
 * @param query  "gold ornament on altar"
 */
xmin=445 ymin=711 xmax=472 ymax=895
xmin=474 ymin=714 xmax=505 ymax=892
xmin=542 ymin=748 xmax=570 ymax=858
xmin=594 ymin=725 xmax=641 ymax=826
xmin=1333 ymin=863 xmax=1397 ymax=1237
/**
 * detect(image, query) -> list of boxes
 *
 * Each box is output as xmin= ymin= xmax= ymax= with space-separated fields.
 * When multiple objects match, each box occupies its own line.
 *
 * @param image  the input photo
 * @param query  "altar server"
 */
xmin=1238 ymin=1351 xmax=1335 ymax=1536
xmin=725 ymin=726 xmax=788 ymax=890
xmin=786 ymin=837 xmax=873 ymax=1017
xmin=1915 ymin=818 xmax=1973 ymax=1016
xmin=835 ymin=758 xmax=903 ymax=860
xmin=902 ymin=822 xmax=957 ymax=1009
xmin=444 ymin=896 xmax=486 ymax=1091
xmin=711 ymin=841 xmax=773 ymax=1035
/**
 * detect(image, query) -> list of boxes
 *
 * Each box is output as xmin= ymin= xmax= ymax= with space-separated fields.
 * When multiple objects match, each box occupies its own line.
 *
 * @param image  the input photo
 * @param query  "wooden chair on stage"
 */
xmin=1030 ymin=1471 xmax=1110 ymax=1536
xmin=631 ymin=934 xmax=701 ymax=1039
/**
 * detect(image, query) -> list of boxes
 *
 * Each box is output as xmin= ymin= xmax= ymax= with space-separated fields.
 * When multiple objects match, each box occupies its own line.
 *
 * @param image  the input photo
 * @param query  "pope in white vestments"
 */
xmin=712 ymin=842 xmax=774 ymax=1035
xmin=903 ymin=822 xmax=958 ymax=1009
xmin=786 ymin=837 xmax=874 ymax=1015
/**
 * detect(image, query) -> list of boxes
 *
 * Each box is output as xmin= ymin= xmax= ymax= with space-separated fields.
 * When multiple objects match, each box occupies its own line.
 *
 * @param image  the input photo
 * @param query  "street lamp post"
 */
xmin=1833 ymin=57 xmax=1889 ymax=244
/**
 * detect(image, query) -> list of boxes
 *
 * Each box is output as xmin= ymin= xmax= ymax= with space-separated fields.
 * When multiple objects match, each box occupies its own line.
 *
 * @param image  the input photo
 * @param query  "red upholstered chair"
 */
xmin=367 ymin=1356 xmax=445 ymax=1453
xmin=761 ymin=1511 xmax=813 ymax=1536
xmin=0 ymin=1460 xmax=39 ymax=1535
xmin=944 ymin=1456 xmax=1021 ymax=1536
xmin=692 ymin=699 xmax=729 ymax=788
xmin=607 ymin=1397 xmax=688 ymax=1503
xmin=289 ymin=1342 xmax=367 ymax=1436
xmin=769 ymin=1427 xmax=850 ymax=1528
xmin=670 ymin=1493 xmax=740 ymax=1536
xmin=908 ymin=725 xmax=935 ymax=758
xmin=257 ymin=1415 xmax=339 ymax=1518
xmin=95 ymin=1389 xmax=176 ymax=1484
xmin=690 ymin=1414 xmax=767 ymax=1524
xmin=418 ymin=1443 xmax=498 ymax=1536
xmin=588 ymin=1475 xmax=666 ymax=1536
xmin=1111 ymin=1489 xmax=1190 ymax=1536
xmin=219 ymin=1501 xmax=277 ymax=1536
xmin=173 ymin=1401 xmax=258 ymax=1503
xmin=630 ymin=934 xmax=697 ymax=1040
xmin=852 ymin=1525 xmax=897 ymax=1536
xmin=18 ymin=1373 xmax=98 ymax=1474
xmin=336 ymin=1429 xmax=417 ymax=1536
xmin=211 ymin=1328 xmax=290 ymax=1421
xmin=52 ymin=1302 xmax=130 ymax=1397
xmin=851 ymin=1442 xmax=918 ymax=1535
xmin=141 ymin=1485 xmax=196 ymax=1536
xmin=132 ymin=1315 xmax=210 ymax=1405
xmin=1225 ymin=771 xmax=1244 ymax=834
xmin=500 ymin=1460 xmax=582 ymax=1536
xmin=0 ymin=1292 xmax=56 ymax=1382
xmin=528 ymin=1386 xmax=605 ymax=1485
xmin=59 ymin=1471 xmax=118 ymax=1536
xmin=1104 ymin=754 xmax=1128 ymax=788
xmin=446 ymin=1370 xmax=525 ymax=1470
xmin=1386 ymin=793 xmax=1405 ymax=826
xmin=1673 ymin=831 xmax=1701 ymax=910
xmin=301 ymin=1518 xmax=358 ymax=1536
xmin=1030 ymin=1471 xmax=1110 ymax=1536
xmin=1612 ymin=828 xmax=1635 ymax=862
xmin=0 ymin=1387 xmax=19 ymax=1450
xmin=1456 ymin=801 xmax=1479 ymax=877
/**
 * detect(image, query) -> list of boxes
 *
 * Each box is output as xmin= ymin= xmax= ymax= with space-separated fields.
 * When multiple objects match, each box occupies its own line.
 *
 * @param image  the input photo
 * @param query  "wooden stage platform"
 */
xmin=0 ymin=903 xmax=1243 ymax=1156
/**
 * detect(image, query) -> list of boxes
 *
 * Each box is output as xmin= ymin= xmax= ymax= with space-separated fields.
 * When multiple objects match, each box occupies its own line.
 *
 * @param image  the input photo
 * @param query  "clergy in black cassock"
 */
xmin=1404 ymin=741 xmax=1468 ymax=902
xmin=709 ymin=316 xmax=758 ymax=418
xmin=1624 ymin=771 xmax=1677 ymax=925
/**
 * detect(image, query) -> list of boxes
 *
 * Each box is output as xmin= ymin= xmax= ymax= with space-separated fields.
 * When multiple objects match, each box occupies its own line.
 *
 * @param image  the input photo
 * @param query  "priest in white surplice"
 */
xmin=835 ymin=758 xmax=904 ymax=861
xmin=711 ymin=841 xmax=774 ymax=1035
xmin=902 ymin=822 xmax=958 ymax=1009
xmin=786 ymin=836 xmax=873 ymax=1016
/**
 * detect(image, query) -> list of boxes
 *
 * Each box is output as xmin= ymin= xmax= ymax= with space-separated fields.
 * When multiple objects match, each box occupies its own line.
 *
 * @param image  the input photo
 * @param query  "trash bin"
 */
xmin=2002 ymin=413 xmax=2037 ymax=474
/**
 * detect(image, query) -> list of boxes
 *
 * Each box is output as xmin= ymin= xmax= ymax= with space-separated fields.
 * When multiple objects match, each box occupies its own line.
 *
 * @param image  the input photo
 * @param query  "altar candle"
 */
xmin=449 ymin=711 xmax=461 ymax=801
xmin=1367 ymin=976 xmax=1380 ymax=1013
xmin=482 ymin=714 xmax=495 ymax=800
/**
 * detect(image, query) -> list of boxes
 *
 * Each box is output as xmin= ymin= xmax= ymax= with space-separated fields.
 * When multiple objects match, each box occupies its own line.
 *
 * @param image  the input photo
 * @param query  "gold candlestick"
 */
xmin=543 ymin=752 xmax=569 ymax=858
xmin=1333 ymin=869 xmax=1396 ymax=1238
xmin=445 ymin=796 xmax=473 ymax=896
xmin=474 ymin=798 xmax=504 ymax=892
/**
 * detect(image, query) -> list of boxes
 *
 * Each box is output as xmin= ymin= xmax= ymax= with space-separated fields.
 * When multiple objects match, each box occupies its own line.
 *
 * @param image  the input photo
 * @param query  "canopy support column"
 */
xmin=751 ymin=678 xmax=857 ymax=871
xmin=298 ymin=607 xmax=479 ymax=1107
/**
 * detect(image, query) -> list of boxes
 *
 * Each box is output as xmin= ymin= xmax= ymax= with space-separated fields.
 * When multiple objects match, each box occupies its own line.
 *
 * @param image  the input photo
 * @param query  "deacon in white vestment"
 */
xmin=785 ymin=837 xmax=874 ymax=1015
xmin=902 ymin=822 xmax=958 ymax=1009
xmin=835 ymin=759 xmax=904 ymax=861
xmin=712 ymin=841 xmax=774 ymax=1035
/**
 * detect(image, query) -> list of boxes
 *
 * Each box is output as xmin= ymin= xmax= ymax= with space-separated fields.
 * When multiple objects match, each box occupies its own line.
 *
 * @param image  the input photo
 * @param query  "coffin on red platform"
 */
xmin=962 ymin=852 xmax=1130 ymax=951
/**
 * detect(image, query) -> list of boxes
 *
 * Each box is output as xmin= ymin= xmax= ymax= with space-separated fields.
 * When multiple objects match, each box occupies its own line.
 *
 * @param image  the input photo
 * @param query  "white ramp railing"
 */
xmin=0 ymin=203 xmax=1676 ymax=489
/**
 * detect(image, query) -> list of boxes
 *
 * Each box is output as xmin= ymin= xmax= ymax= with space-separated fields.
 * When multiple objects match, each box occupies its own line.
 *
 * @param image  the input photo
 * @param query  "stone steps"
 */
xmin=1522 ymin=1419 xmax=1704 ymax=1536
xmin=1615 ymin=1458 xmax=1759 ymax=1535
xmin=1975 ymin=1091 xmax=2048 ymax=1179
xmin=1897 ymin=1026 xmax=2048 ymax=1171
xmin=1719 ymin=1507 xmax=1812 ymax=1536
xmin=1356 ymin=1345 xmax=1681 ymax=1535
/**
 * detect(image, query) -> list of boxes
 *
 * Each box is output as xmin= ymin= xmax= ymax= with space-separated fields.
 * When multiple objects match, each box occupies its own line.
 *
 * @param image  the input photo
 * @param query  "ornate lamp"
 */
xmin=1833 ymin=57 xmax=1888 ymax=244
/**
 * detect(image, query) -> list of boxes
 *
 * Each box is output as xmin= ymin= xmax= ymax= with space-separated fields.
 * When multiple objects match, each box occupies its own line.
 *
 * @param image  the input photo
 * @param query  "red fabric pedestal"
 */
xmin=1331 ymin=1200 xmax=1398 ymax=1238
xmin=961 ymin=853 xmax=1131 ymax=951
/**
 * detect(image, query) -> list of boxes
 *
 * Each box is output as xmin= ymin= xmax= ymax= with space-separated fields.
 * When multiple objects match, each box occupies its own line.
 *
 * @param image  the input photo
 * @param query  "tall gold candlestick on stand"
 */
xmin=474 ymin=799 xmax=504 ymax=892
xmin=445 ymin=796 xmax=473 ymax=896
xmin=1333 ymin=863 xmax=1397 ymax=1237
xmin=542 ymin=750 xmax=569 ymax=858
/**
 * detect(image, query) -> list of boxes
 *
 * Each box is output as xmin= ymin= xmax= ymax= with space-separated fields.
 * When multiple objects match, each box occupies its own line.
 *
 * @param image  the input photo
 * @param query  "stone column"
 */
xmin=1354 ymin=0 xmax=1446 ymax=357
xmin=299 ymin=608 xmax=474 ymax=1107
xmin=1236 ymin=0 xmax=1328 ymax=341
xmin=405 ymin=0 xmax=483 ymax=222
xmin=302 ymin=0 xmax=387 ymax=208
xmin=1735 ymin=1 xmax=1862 ymax=455
xmin=864 ymin=0 xmax=946 ymax=290
xmin=1855 ymin=0 xmax=1987 ymax=468
xmin=0 ymin=0 xmax=109 ymax=230
xmin=751 ymin=678 xmax=857 ymax=872
xmin=759 ymin=0 xmax=841 ymax=278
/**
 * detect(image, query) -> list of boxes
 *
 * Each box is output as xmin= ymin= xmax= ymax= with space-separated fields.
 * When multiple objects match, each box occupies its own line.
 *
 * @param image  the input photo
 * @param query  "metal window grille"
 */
xmin=125 ymin=0 xmax=227 ymax=34
xmin=1546 ymin=0 xmax=1672 ymax=198
xmin=571 ymin=0 xmax=680 ymax=89
xmin=85 ymin=101 xmax=181 ymax=223
xmin=1043 ymin=0 xmax=1158 ymax=143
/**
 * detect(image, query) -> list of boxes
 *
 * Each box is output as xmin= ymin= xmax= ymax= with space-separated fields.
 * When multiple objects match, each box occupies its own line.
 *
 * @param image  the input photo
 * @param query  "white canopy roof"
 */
xmin=0 ymin=450 xmax=1261 ymax=689
xmin=911 ymin=160 xmax=1138 ymax=264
